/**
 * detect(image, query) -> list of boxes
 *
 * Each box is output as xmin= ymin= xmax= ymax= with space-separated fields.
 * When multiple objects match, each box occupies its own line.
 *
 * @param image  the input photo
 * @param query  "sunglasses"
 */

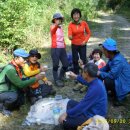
xmin=30 ymin=55 xmax=38 ymax=58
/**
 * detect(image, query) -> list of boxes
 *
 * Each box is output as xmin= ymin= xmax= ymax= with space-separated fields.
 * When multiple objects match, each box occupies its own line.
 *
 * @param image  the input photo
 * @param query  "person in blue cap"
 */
xmin=0 ymin=49 xmax=44 ymax=116
xmin=98 ymin=38 xmax=130 ymax=106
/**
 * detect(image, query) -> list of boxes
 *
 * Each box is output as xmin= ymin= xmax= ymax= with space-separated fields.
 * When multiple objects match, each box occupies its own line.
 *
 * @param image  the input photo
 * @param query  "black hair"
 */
xmin=92 ymin=48 xmax=103 ymax=58
xmin=83 ymin=63 xmax=98 ymax=77
xmin=71 ymin=8 xmax=82 ymax=19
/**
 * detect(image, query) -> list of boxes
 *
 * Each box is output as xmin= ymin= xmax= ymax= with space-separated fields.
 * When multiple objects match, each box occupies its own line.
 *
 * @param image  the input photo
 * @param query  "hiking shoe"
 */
xmin=80 ymin=86 xmax=87 ymax=93
xmin=73 ymin=83 xmax=83 ymax=91
xmin=2 ymin=109 xmax=12 ymax=116
xmin=55 ymin=80 xmax=64 ymax=87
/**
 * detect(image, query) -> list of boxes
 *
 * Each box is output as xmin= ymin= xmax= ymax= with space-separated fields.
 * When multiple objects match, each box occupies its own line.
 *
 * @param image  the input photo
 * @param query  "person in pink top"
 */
xmin=75 ymin=48 xmax=106 ymax=93
xmin=50 ymin=13 xmax=68 ymax=87
xmin=79 ymin=48 xmax=106 ymax=70
xmin=89 ymin=48 xmax=106 ymax=69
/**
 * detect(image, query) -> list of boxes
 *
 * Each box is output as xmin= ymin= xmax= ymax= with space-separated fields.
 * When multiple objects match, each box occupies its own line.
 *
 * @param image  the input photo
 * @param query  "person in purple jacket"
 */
xmin=59 ymin=63 xmax=107 ymax=130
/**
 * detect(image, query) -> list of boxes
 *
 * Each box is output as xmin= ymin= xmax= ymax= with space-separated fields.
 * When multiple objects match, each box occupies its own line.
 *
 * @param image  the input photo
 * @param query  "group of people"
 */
xmin=50 ymin=7 xmax=130 ymax=130
xmin=50 ymin=8 xmax=91 ymax=87
xmin=0 ymin=49 xmax=56 ymax=116
xmin=0 ymin=7 xmax=130 ymax=130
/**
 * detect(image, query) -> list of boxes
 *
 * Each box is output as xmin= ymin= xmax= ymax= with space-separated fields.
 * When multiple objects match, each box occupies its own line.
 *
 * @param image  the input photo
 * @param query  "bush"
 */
xmin=0 ymin=0 xmax=101 ymax=50
xmin=0 ymin=0 xmax=30 ymax=49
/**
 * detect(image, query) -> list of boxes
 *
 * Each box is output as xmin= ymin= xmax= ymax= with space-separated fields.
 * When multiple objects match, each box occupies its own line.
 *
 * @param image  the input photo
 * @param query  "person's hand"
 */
xmin=35 ymin=74 xmax=45 ymax=81
xmin=40 ymin=66 xmax=48 ymax=72
xmin=69 ymin=71 xmax=78 ymax=79
xmin=59 ymin=112 xmax=67 ymax=124
xmin=78 ymin=59 xmax=84 ymax=69
xmin=68 ymin=36 xmax=73 ymax=40
xmin=44 ymin=80 xmax=52 ymax=86
xmin=81 ymin=41 xmax=86 ymax=46
xmin=97 ymin=71 xmax=101 ymax=76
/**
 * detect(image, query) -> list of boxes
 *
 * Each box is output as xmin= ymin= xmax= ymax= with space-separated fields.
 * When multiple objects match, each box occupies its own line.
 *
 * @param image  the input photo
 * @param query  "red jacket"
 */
xmin=68 ymin=21 xmax=91 ymax=45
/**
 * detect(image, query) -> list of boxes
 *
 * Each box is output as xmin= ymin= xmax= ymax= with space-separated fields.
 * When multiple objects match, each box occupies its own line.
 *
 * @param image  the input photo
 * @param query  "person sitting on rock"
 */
xmin=59 ymin=63 xmax=108 ymax=130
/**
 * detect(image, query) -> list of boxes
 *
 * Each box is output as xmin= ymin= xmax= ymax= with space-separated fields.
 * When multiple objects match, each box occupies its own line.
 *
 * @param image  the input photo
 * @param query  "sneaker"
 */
xmin=2 ymin=109 xmax=12 ymax=116
xmin=55 ymin=80 xmax=64 ymax=87
xmin=73 ymin=83 xmax=83 ymax=91
xmin=80 ymin=86 xmax=87 ymax=93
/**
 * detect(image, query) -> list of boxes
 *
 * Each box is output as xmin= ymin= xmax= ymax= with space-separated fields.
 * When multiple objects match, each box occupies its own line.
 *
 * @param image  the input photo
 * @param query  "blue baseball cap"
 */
xmin=100 ymin=38 xmax=117 ymax=51
xmin=13 ymin=49 xmax=29 ymax=58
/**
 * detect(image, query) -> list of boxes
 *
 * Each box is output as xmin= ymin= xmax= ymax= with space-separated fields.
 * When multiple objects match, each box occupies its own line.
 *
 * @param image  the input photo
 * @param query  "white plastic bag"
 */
xmin=25 ymin=98 xmax=69 ymax=125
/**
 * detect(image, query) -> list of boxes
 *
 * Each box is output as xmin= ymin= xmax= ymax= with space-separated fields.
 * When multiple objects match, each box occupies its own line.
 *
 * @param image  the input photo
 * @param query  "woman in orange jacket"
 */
xmin=68 ymin=8 xmax=91 ymax=74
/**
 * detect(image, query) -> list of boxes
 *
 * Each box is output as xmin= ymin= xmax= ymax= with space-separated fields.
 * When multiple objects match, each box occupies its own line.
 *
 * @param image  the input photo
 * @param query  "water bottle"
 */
xmin=52 ymin=105 xmax=61 ymax=125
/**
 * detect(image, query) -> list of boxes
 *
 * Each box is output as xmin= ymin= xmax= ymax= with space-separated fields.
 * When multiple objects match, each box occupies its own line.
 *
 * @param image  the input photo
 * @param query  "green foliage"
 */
xmin=0 ymin=0 xmax=102 ymax=50
xmin=106 ymin=0 xmax=127 ymax=10
xmin=0 ymin=0 xmax=29 ymax=49
xmin=70 ymin=0 xmax=100 ymax=19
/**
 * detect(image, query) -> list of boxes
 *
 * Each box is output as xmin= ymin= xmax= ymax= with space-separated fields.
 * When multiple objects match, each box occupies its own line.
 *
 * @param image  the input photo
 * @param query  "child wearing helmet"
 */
xmin=50 ymin=13 xmax=68 ymax=87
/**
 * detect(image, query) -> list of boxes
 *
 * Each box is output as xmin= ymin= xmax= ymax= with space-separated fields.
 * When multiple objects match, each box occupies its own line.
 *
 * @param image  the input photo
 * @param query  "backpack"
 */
xmin=0 ymin=64 xmax=14 ymax=90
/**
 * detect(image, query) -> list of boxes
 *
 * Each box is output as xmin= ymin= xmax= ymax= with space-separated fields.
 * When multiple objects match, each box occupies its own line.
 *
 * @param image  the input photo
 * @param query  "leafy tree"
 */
xmin=0 ymin=0 xmax=29 ymax=49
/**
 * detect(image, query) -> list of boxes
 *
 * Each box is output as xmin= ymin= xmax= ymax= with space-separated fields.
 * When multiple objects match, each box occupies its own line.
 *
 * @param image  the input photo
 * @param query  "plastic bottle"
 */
xmin=52 ymin=104 xmax=61 ymax=125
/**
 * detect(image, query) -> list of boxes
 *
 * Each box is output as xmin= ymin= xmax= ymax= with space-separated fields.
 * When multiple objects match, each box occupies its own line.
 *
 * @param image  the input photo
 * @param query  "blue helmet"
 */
xmin=13 ymin=49 xmax=29 ymax=58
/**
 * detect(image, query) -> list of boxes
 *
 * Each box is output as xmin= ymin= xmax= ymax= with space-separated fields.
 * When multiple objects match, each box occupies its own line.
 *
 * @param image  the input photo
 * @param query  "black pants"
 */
xmin=104 ymin=78 xmax=117 ymax=100
xmin=63 ymin=100 xmax=87 ymax=130
xmin=71 ymin=44 xmax=87 ymax=74
xmin=30 ymin=84 xmax=52 ymax=98
xmin=51 ymin=48 xmax=68 ymax=80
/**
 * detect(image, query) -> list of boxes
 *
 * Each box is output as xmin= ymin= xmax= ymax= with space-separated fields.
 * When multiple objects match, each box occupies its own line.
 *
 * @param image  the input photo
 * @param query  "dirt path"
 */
xmin=88 ymin=12 xmax=130 ymax=62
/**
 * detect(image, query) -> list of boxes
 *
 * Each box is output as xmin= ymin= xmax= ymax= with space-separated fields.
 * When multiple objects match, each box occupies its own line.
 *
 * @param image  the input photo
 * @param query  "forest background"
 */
xmin=0 ymin=0 xmax=130 ymax=54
